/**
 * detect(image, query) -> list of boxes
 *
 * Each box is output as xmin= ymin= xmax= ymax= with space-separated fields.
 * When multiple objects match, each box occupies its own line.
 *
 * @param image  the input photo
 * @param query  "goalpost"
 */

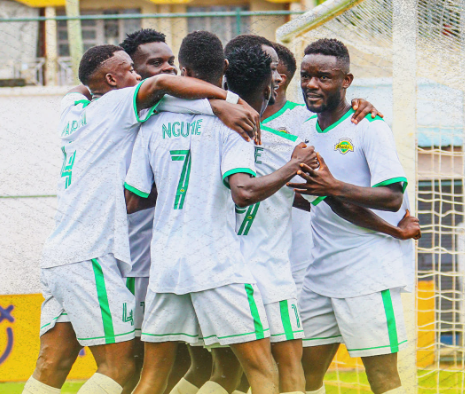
xmin=277 ymin=0 xmax=465 ymax=393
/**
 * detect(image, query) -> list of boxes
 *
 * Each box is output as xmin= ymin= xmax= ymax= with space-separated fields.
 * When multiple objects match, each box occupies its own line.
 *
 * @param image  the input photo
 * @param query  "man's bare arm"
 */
xmin=325 ymin=197 xmax=421 ymax=240
xmin=67 ymin=85 xmax=92 ymax=100
xmin=230 ymin=143 xmax=317 ymax=208
xmin=288 ymin=155 xmax=403 ymax=212
xmin=125 ymin=185 xmax=158 ymax=214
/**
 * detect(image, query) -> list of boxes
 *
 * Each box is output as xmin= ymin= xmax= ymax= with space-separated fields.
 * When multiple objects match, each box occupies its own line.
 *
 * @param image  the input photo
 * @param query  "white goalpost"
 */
xmin=277 ymin=0 xmax=465 ymax=393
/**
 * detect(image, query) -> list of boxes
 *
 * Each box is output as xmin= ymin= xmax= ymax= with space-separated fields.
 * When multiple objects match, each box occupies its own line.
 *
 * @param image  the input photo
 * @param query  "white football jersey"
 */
xmin=124 ymin=95 xmax=214 ymax=278
xmin=41 ymin=81 xmax=216 ymax=269
xmin=41 ymin=86 xmax=151 ymax=268
xmin=303 ymin=109 xmax=411 ymax=298
xmin=262 ymin=101 xmax=315 ymax=274
xmin=125 ymin=112 xmax=257 ymax=294
xmin=236 ymin=124 xmax=320 ymax=304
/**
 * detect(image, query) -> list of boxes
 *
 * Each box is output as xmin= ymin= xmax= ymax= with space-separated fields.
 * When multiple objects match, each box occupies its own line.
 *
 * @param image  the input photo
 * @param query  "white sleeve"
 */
xmin=60 ymin=93 xmax=88 ymax=116
xmin=221 ymin=129 xmax=256 ymax=188
xmin=362 ymin=119 xmax=408 ymax=191
xmin=156 ymin=95 xmax=214 ymax=116
xmin=124 ymin=128 xmax=154 ymax=198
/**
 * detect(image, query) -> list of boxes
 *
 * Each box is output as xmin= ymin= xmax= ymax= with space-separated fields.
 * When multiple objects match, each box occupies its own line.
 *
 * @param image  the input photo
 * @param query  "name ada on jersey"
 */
xmin=125 ymin=112 xmax=257 ymax=295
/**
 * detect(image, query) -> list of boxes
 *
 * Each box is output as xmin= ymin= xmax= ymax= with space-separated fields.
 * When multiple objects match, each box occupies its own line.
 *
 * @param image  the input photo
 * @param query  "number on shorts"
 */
xmin=236 ymin=202 xmax=260 ymax=235
xmin=61 ymin=146 xmax=76 ymax=189
xmin=170 ymin=150 xmax=192 ymax=210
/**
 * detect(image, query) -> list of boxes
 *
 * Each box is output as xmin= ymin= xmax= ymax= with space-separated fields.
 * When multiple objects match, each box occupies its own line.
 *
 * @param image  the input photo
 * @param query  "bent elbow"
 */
xmin=232 ymin=189 xmax=255 ymax=208
xmin=387 ymin=193 xmax=403 ymax=212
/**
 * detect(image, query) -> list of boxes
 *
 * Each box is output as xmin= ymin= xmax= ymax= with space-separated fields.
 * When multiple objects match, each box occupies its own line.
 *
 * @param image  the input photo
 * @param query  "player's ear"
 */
xmin=342 ymin=73 xmax=354 ymax=90
xmin=279 ymin=73 xmax=287 ymax=87
xmin=264 ymin=84 xmax=272 ymax=102
xmin=105 ymin=73 xmax=117 ymax=88
xmin=223 ymin=59 xmax=229 ymax=74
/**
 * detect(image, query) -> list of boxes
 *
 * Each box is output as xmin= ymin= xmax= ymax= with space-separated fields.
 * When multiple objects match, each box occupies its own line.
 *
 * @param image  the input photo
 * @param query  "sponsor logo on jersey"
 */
xmin=122 ymin=303 xmax=134 ymax=326
xmin=334 ymin=138 xmax=354 ymax=154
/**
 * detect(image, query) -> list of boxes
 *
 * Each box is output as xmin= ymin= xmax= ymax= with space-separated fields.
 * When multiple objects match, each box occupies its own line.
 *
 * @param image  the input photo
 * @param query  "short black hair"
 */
xmin=78 ymin=44 xmax=124 ymax=85
xmin=273 ymin=42 xmax=296 ymax=80
xmin=304 ymin=38 xmax=350 ymax=71
xmin=178 ymin=31 xmax=225 ymax=84
xmin=224 ymin=34 xmax=273 ymax=57
xmin=120 ymin=29 xmax=166 ymax=57
xmin=225 ymin=45 xmax=272 ymax=99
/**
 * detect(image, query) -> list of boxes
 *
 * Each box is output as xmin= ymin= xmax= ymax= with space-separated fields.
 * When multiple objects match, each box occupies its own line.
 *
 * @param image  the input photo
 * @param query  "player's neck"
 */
xmin=261 ymin=92 xmax=287 ymax=121
xmin=317 ymin=100 xmax=352 ymax=132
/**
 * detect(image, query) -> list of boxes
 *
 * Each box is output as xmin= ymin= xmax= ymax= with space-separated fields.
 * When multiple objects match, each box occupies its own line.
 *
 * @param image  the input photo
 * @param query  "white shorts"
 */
xmin=125 ymin=277 xmax=149 ymax=337
xmin=265 ymin=298 xmax=304 ymax=343
xmin=299 ymin=287 xmax=408 ymax=358
xmin=40 ymin=254 xmax=136 ymax=347
xmin=142 ymin=283 xmax=270 ymax=346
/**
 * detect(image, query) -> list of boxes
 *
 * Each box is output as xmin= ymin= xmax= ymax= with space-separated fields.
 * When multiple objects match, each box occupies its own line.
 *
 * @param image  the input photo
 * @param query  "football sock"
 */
xmin=77 ymin=373 xmax=122 ymax=394
xmin=382 ymin=387 xmax=406 ymax=394
xmin=197 ymin=381 xmax=228 ymax=394
xmin=306 ymin=386 xmax=325 ymax=394
xmin=22 ymin=377 xmax=61 ymax=393
xmin=169 ymin=378 xmax=200 ymax=394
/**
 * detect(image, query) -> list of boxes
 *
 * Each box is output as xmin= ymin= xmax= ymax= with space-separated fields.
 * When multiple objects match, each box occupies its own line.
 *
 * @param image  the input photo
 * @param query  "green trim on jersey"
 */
xmin=133 ymin=80 xmax=162 ymax=123
xmin=381 ymin=289 xmax=400 ymax=353
xmin=366 ymin=114 xmax=385 ymax=122
xmin=126 ymin=277 xmax=136 ymax=295
xmin=245 ymin=284 xmax=265 ymax=340
xmin=304 ymin=115 xmax=317 ymax=123
xmin=279 ymin=301 xmax=294 ymax=340
xmin=316 ymin=108 xmax=355 ymax=133
xmin=74 ymin=99 xmax=91 ymax=108
xmin=311 ymin=196 xmax=327 ymax=206
xmin=261 ymin=100 xmax=305 ymax=124
xmin=373 ymin=177 xmax=408 ymax=193
xmin=261 ymin=125 xmax=298 ymax=142
xmin=237 ymin=202 xmax=260 ymax=235
xmin=222 ymin=168 xmax=256 ymax=189
xmin=91 ymin=258 xmax=116 ymax=344
xmin=124 ymin=182 xmax=150 ymax=198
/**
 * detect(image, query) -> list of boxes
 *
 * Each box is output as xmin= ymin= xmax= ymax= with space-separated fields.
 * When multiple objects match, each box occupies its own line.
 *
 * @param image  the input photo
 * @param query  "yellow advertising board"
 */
xmin=15 ymin=0 xmax=66 ymax=7
xmin=0 ymin=294 xmax=96 ymax=382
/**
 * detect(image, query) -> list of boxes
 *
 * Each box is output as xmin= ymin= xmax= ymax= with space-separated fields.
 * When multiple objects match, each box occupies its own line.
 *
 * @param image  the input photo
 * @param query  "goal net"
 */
xmin=277 ymin=0 xmax=465 ymax=393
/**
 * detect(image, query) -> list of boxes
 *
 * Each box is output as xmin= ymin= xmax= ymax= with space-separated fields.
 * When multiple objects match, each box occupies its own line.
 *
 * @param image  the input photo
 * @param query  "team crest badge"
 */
xmin=277 ymin=127 xmax=290 ymax=134
xmin=334 ymin=138 xmax=354 ymax=154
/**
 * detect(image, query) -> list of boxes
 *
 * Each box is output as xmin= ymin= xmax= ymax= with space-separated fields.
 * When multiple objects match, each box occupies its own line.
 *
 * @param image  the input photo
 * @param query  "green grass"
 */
xmin=2 ymin=371 xmax=465 ymax=394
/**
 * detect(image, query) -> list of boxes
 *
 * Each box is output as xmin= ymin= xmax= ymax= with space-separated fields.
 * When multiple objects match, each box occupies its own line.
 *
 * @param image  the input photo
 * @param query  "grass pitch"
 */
xmin=2 ymin=370 xmax=464 ymax=393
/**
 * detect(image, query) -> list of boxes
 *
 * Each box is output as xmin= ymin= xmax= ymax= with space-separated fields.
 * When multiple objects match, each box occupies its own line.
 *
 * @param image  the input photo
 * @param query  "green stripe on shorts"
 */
xmin=126 ymin=277 xmax=135 ymax=295
xmin=245 ymin=284 xmax=264 ymax=340
xmin=91 ymin=258 xmax=116 ymax=344
xmin=381 ymin=289 xmax=399 ymax=353
xmin=279 ymin=300 xmax=294 ymax=340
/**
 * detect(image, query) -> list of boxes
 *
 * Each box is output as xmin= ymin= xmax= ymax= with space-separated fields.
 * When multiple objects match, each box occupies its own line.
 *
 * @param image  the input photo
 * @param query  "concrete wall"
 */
xmin=0 ymin=0 xmax=39 ymax=80
xmin=0 ymin=87 xmax=67 ymax=295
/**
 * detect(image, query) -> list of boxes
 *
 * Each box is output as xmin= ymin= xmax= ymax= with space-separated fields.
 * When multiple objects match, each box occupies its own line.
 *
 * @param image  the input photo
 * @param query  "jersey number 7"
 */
xmin=170 ymin=150 xmax=192 ymax=210
xmin=236 ymin=202 xmax=260 ymax=235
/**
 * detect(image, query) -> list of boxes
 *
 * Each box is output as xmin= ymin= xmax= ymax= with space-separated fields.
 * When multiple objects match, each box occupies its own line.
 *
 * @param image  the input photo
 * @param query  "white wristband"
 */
xmin=226 ymin=91 xmax=239 ymax=105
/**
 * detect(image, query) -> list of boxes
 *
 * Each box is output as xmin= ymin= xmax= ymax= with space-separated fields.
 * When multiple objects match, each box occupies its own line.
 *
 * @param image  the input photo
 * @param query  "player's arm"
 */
xmin=66 ymin=85 xmax=92 ymax=100
xmin=350 ymin=98 xmax=383 ymax=124
xmin=136 ymin=75 xmax=260 ymax=142
xmin=125 ymin=184 xmax=157 ymax=214
xmin=288 ymin=155 xmax=404 ymax=212
xmin=229 ymin=143 xmax=318 ymax=207
xmin=325 ymin=197 xmax=421 ymax=240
